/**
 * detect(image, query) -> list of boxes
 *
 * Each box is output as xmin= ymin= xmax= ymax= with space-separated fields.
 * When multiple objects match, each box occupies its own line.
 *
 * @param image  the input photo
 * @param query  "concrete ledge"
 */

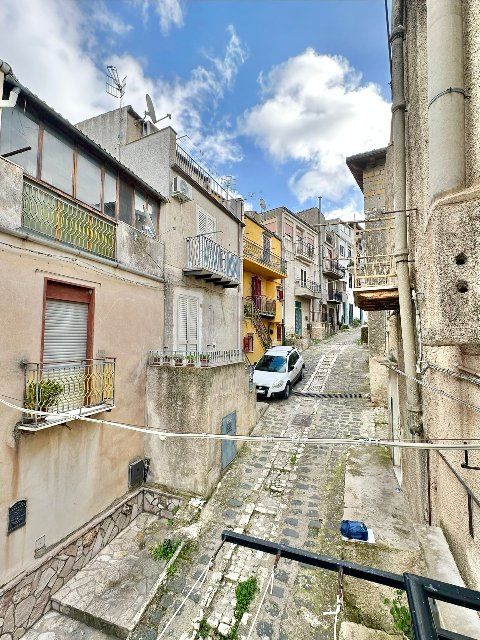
xmin=415 ymin=525 xmax=480 ymax=639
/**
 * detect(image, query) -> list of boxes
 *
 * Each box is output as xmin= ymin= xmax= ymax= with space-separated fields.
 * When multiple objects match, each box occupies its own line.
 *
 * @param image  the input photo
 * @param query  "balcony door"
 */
xmin=42 ymin=280 xmax=94 ymax=411
xmin=251 ymin=276 xmax=262 ymax=310
xmin=178 ymin=295 xmax=199 ymax=353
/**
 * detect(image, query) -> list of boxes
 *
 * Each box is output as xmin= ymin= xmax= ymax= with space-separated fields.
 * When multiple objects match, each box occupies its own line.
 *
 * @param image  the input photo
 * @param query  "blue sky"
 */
xmin=1 ymin=0 xmax=392 ymax=218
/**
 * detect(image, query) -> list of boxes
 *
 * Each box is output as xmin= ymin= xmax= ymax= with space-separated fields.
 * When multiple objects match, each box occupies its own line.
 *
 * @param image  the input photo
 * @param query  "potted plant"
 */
xmin=174 ymin=354 xmax=184 ymax=367
xmin=186 ymin=354 xmax=196 ymax=367
xmin=151 ymin=353 xmax=162 ymax=365
xmin=200 ymin=353 xmax=209 ymax=367
xmin=24 ymin=379 xmax=64 ymax=422
xmin=162 ymin=354 xmax=172 ymax=366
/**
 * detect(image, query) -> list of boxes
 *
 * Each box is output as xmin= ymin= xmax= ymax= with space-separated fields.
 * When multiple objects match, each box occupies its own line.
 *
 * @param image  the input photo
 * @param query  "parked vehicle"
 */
xmin=253 ymin=346 xmax=305 ymax=399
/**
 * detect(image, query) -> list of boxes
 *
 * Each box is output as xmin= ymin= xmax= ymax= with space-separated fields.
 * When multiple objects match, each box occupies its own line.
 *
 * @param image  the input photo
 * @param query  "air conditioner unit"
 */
xmin=172 ymin=176 xmax=193 ymax=201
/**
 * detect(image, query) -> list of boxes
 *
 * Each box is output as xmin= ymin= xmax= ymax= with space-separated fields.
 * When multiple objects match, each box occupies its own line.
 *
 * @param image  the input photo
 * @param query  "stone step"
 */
xmin=51 ymin=513 xmax=166 ymax=639
xmin=23 ymin=610 xmax=117 ymax=639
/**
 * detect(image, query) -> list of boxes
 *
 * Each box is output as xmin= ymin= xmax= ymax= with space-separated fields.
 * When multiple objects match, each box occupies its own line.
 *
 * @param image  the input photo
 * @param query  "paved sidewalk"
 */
xmin=132 ymin=329 xmax=383 ymax=640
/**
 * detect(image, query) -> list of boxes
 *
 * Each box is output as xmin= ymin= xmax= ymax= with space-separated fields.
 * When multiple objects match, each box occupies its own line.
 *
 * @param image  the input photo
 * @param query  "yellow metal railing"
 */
xmin=353 ymin=215 xmax=397 ymax=289
xmin=23 ymin=359 xmax=115 ymax=426
xmin=22 ymin=179 xmax=116 ymax=260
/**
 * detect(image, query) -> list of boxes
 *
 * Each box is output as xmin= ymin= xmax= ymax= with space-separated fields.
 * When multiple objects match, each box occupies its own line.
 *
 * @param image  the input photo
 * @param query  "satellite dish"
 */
xmin=145 ymin=94 xmax=157 ymax=123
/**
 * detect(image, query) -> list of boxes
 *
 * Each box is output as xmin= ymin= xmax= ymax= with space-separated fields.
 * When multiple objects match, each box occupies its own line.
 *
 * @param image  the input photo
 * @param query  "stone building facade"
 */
xmin=349 ymin=0 xmax=480 ymax=597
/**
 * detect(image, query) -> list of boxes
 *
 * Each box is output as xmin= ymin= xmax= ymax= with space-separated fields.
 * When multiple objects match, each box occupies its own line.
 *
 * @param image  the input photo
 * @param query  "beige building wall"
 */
xmin=384 ymin=0 xmax=480 ymax=589
xmin=0 ymin=231 xmax=164 ymax=585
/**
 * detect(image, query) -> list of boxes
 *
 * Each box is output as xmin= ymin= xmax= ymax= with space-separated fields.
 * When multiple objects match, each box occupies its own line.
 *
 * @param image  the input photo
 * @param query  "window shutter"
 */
xmin=178 ymin=296 xmax=198 ymax=352
xmin=187 ymin=297 xmax=198 ymax=351
xmin=197 ymin=207 xmax=216 ymax=235
xmin=43 ymin=299 xmax=88 ymax=362
xmin=178 ymin=296 xmax=188 ymax=351
xmin=243 ymin=336 xmax=250 ymax=352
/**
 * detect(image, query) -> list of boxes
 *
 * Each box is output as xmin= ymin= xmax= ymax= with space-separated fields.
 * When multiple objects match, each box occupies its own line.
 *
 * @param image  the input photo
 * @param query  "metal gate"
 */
xmin=221 ymin=411 xmax=237 ymax=469
xmin=295 ymin=301 xmax=302 ymax=336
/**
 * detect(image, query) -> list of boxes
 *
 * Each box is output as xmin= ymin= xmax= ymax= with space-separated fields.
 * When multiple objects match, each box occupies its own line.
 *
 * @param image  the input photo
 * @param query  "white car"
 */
xmin=253 ymin=346 xmax=305 ymax=399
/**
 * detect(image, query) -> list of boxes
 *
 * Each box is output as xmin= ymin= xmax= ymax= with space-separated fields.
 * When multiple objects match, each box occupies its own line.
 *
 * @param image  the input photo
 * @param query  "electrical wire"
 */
xmin=421 ymin=361 xmax=480 ymax=387
xmin=4 ymin=395 xmax=480 ymax=450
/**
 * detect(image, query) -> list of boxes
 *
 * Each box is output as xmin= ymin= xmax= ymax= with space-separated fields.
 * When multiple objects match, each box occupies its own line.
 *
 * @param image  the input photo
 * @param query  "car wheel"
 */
xmin=282 ymin=382 xmax=291 ymax=399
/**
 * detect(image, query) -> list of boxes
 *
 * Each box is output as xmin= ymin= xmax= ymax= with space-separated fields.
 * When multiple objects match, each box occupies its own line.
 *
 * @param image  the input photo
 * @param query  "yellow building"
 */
xmin=242 ymin=212 xmax=286 ymax=362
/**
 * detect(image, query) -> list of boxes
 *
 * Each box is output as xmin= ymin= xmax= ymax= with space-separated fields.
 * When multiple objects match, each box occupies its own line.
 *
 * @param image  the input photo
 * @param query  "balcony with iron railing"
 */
xmin=353 ymin=215 xmax=399 ymax=311
xmin=243 ymin=238 xmax=287 ymax=278
xmin=175 ymin=146 xmax=243 ymax=220
xmin=244 ymin=295 xmax=276 ymax=318
xmin=327 ymin=283 xmax=344 ymax=303
xmin=295 ymin=278 xmax=321 ymax=299
xmin=22 ymin=178 xmax=116 ymax=260
xmin=19 ymin=358 xmax=115 ymax=431
xmin=295 ymin=239 xmax=315 ymax=262
xmin=323 ymin=258 xmax=345 ymax=280
xmin=149 ymin=349 xmax=243 ymax=368
xmin=184 ymin=234 xmax=240 ymax=287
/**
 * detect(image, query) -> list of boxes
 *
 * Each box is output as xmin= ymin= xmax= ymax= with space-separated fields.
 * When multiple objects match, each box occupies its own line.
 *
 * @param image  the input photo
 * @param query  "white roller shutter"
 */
xmin=43 ymin=299 xmax=88 ymax=362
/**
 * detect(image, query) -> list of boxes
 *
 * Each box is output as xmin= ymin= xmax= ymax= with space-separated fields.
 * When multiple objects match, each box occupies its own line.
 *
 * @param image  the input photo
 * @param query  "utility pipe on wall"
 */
xmin=390 ymin=0 xmax=423 ymax=435
xmin=427 ymin=0 xmax=465 ymax=200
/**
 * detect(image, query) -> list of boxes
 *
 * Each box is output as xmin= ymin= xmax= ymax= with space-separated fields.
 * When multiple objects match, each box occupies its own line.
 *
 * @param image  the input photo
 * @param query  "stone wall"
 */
xmin=145 ymin=363 xmax=257 ymax=497
xmin=0 ymin=488 xmax=181 ymax=640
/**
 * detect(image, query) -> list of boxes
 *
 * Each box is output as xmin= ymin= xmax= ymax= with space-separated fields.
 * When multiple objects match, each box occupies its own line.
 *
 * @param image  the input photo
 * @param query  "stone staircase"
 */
xmin=24 ymin=513 xmax=169 ymax=639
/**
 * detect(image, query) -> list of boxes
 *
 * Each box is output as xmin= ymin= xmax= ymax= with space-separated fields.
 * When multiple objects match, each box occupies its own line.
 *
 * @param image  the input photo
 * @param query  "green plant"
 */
xmin=352 ymin=318 xmax=362 ymax=327
xmin=384 ymin=590 xmax=413 ymax=639
xmin=24 ymin=379 xmax=63 ymax=411
xmin=186 ymin=353 xmax=196 ymax=363
xmin=290 ymin=454 xmax=297 ymax=465
xmin=224 ymin=576 xmax=258 ymax=640
xmin=198 ymin=619 xmax=211 ymax=638
xmin=150 ymin=538 xmax=181 ymax=562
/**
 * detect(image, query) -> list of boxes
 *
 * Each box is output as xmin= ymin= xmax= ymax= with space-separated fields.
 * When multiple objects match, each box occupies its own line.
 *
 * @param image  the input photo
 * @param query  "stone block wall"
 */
xmin=0 ymin=488 xmax=180 ymax=640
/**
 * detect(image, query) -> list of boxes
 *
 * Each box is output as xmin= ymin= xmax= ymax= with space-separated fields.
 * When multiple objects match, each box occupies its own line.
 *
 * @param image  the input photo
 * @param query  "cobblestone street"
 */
xmin=131 ymin=328 xmax=386 ymax=640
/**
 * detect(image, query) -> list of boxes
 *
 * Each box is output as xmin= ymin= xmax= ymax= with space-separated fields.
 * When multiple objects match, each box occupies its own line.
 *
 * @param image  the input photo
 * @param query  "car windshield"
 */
xmin=255 ymin=355 xmax=287 ymax=373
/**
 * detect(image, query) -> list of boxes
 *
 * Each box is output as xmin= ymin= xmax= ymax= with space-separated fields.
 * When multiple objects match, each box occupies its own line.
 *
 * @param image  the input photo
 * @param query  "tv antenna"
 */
xmin=106 ymin=66 xmax=126 ymax=160
xmin=145 ymin=94 xmax=171 ymax=124
xmin=106 ymin=66 xmax=126 ymax=106
xmin=259 ymin=198 xmax=267 ymax=212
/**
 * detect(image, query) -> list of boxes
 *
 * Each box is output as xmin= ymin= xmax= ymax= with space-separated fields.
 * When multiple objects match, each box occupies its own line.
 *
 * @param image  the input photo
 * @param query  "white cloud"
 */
xmin=241 ymin=49 xmax=390 ymax=204
xmin=93 ymin=1 xmax=133 ymax=35
xmin=0 ymin=0 xmax=246 ymax=168
xmin=323 ymin=198 xmax=364 ymax=222
xmin=133 ymin=0 xmax=185 ymax=34
xmin=0 ymin=0 xmax=119 ymax=122
xmin=111 ymin=25 xmax=247 ymax=165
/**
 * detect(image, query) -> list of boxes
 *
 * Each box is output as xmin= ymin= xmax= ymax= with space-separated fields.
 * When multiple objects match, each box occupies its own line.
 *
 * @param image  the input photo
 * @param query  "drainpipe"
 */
xmin=427 ymin=0 xmax=465 ymax=200
xmin=0 ymin=61 xmax=20 ymax=136
xmin=390 ymin=0 xmax=423 ymax=435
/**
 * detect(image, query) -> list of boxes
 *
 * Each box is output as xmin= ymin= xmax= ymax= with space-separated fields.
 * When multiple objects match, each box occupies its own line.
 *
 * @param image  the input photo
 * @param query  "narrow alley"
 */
xmin=25 ymin=329 xmax=392 ymax=640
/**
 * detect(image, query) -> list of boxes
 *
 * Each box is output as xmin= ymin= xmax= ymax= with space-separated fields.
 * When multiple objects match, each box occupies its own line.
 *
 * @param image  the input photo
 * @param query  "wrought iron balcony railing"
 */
xmin=185 ymin=234 xmax=240 ymax=286
xmin=243 ymin=238 xmax=287 ymax=275
xmin=22 ymin=179 xmax=116 ymax=260
xmin=149 ymin=349 xmax=243 ymax=368
xmin=175 ymin=146 xmax=243 ymax=219
xmin=353 ymin=215 xmax=397 ymax=289
xmin=295 ymin=279 xmax=322 ymax=299
xmin=323 ymin=258 xmax=345 ymax=279
xmin=244 ymin=295 xmax=276 ymax=318
xmin=295 ymin=239 xmax=315 ymax=261
xmin=21 ymin=359 xmax=115 ymax=429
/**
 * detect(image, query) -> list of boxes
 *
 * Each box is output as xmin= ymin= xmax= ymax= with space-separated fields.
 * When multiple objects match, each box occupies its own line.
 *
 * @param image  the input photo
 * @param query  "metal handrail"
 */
xmin=245 ymin=295 xmax=276 ymax=317
xmin=243 ymin=238 xmax=287 ymax=274
xmin=22 ymin=179 xmax=116 ymax=260
xmin=323 ymin=259 xmax=345 ymax=277
xmin=175 ymin=146 xmax=242 ymax=219
xmin=149 ymin=349 xmax=243 ymax=367
xmin=185 ymin=234 xmax=240 ymax=283
xmin=295 ymin=239 xmax=315 ymax=260
xmin=295 ymin=278 xmax=321 ymax=293
xmin=23 ymin=358 xmax=115 ymax=424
